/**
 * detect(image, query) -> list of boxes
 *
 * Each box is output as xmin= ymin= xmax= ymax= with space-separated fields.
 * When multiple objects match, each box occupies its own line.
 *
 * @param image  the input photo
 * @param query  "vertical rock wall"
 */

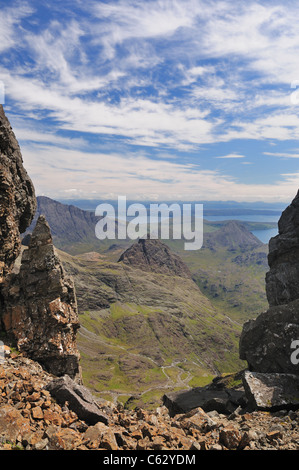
xmin=0 ymin=104 xmax=36 ymax=282
xmin=239 ymin=190 xmax=299 ymax=374
xmin=0 ymin=106 xmax=81 ymax=381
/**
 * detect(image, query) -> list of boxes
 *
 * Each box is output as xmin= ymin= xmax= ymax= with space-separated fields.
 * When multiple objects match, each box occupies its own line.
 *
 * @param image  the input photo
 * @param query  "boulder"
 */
xmin=242 ymin=371 xmax=299 ymax=410
xmin=239 ymin=298 xmax=299 ymax=373
xmin=163 ymin=373 xmax=246 ymax=417
xmin=45 ymin=375 xmax=109 ymax=426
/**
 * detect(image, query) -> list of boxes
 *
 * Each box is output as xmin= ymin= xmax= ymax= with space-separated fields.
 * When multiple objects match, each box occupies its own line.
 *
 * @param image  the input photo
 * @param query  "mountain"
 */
xmin=118 ymin=237 xmax=192 ymax=278
xmin=26 ymin=197 xmax=270 ymax=323
xmin=203 ymin=220 xmax=263 ymax=251
xmin=23 ymin=196 xmax=112 ymax=254
xmin=57 ymin=239 xmax=245 ymax=409
xmin=1 ymin=107 xmax=298 ymax=450
xmin=163 ymin=221 xmax=269 ymax=323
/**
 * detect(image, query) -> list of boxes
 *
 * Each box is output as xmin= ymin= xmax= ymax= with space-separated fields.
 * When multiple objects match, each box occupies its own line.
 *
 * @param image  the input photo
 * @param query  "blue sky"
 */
xmin=1 ymin=0 xmax=299 ymax=202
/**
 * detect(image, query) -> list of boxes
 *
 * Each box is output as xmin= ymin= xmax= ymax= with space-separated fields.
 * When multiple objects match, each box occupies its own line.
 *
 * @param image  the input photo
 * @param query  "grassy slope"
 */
xmin=55 ymin=219 xmax=270 ymax=409
xmin=58 ymin=248 xmax=245 ymax=410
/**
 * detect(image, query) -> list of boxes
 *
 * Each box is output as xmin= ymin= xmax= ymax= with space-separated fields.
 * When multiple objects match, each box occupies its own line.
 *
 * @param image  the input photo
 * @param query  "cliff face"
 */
xmin=23 ymin=196 xmax=102 ymax=249
xmin=0 ymin=105 xmax=36 ymax=282
xmin=266 ymin=190 xmax=299 ymax=306
xmin=239 ymin=191 xmax=299 ymax=374
xmin=0 ymin=106 xmax=80 ymax=381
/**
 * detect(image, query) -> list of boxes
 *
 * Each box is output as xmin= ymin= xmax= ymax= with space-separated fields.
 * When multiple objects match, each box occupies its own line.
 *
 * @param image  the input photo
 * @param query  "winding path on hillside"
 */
xmin=78 ymin=325 xmax=200 ymax=405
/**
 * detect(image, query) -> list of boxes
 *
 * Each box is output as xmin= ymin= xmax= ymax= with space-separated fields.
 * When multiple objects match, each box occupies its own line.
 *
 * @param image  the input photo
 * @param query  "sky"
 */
xmin=1 ymin=0 xmax=299 ymax=203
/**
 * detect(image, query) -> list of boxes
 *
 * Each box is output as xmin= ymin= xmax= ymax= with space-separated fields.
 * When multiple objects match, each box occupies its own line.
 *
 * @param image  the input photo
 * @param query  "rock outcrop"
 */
xmin=118 ymin=237 xmax=192 ymax=278
xmin=0 ymin=105 xmax=36 ymax=283
xmin=1 ymin=216 xmax=81 ymax=381
xmin=239 ymin=298 xmax=299 ymax=373
xmin=239 ymin=191 xmax=299 ymax=409
xmin=0 ymin=106 xmax=81 ymax=382
xmin=266 ymin=190 xmax=299 ymax=306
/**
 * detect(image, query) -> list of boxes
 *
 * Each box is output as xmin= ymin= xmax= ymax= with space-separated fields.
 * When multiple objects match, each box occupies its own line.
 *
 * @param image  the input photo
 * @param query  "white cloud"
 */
xmin=215 ymin=154 xmax=246 ymax=159
xmin=3 ymin=0 xmax=299 ymax=203
xmin=264 ymin=151 xmax=299 ymax=159
xmin=0 ymin=3 xmax=33 ymax=53
xmin=20 ymin=142 xmax=299 ymax=203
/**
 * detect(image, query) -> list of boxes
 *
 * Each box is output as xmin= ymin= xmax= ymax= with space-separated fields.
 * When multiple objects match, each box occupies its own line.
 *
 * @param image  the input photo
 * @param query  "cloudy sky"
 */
xmin=1 ymin=0 xmax=299 ymax=202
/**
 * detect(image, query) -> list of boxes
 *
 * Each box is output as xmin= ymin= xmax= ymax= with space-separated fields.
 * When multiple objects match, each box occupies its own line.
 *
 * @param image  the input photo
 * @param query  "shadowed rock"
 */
xmin=0 ymin=105 xmax=36 ymax=283
xmin=266 ymin=190 xmax=299 ymax=306
xmin=45 ymin=375 xmax=109 ymax=425
xmin=239 ymin=298 xmax=299 ymax=373
xmin=239 ymin=191 xmax=299 ymax=395
xmin=163 ymin=372 xmax=246 ymax=417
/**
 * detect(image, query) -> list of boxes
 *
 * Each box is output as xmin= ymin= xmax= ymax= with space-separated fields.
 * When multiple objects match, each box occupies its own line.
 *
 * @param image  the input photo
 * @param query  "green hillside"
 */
xmin=58 ymin=246 xmax=245 ymax=410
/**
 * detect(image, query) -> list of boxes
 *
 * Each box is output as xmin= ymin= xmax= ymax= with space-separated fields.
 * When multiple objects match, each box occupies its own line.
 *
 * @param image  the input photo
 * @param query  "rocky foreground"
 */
xmin=0 ymin=354 xmax=298 ymax=451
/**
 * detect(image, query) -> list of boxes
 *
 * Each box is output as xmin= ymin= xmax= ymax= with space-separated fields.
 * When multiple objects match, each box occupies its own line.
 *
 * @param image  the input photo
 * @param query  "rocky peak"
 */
xmin=1 ymin=215 xmax=81 ymax=381
xmin=0 ymin=105 xmax=36 ymax=282
xmin=0 ymin=107 xmax=81 ymax=381
xmin=118 ymin=237 xmax=192 ymax=278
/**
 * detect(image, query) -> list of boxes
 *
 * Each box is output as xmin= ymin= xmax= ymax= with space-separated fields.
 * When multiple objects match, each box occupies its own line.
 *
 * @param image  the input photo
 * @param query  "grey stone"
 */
xmin=242 ymin=371 xmax=299 ymax=410
xmin=239 ymin=298 xmax=299 ymax=373
xmin=163 ymin=386 xmax=245 ymax=417
xmin=266 ymin=190 xmax=299 ymax=307
xmin=45 ymin=375 xmax=109 ymax=426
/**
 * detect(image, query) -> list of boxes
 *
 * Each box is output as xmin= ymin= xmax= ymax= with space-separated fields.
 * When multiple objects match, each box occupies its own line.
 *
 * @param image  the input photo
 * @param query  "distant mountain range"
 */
xmin=57 ymin=198 xmax=286 ymax=214
xmin=24 ymin=196 xmax=270 ymax=323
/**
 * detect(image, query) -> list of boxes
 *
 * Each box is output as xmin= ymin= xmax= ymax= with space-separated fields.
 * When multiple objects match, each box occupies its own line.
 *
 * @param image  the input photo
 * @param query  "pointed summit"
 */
xmin=205 ymin=220 xmax=262 ymax=251
xmin=118 ymin=238 xmax=192 ymax=278
xmin=28 ymin=215 xmax=53 ymax=247
xmin=2 ymin=215 xmax=81 ymax=381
